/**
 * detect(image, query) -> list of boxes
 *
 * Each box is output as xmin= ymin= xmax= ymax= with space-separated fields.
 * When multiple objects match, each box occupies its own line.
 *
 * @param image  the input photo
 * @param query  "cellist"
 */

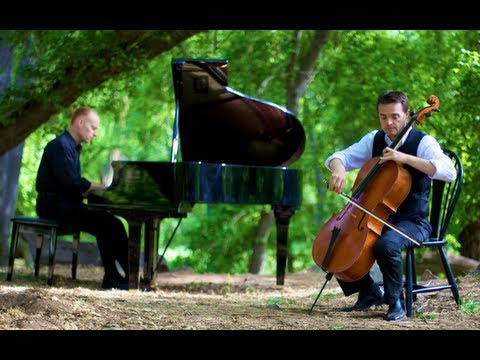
xmin=324 ymin=90 xmax=456 ymax=321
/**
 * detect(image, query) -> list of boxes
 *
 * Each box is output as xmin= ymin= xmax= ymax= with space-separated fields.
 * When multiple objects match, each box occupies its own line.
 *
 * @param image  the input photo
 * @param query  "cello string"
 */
xmin=323 ymin=179 xmax=422 ymax=246
xmin=337 ymin=191 xmax=422 ymax=246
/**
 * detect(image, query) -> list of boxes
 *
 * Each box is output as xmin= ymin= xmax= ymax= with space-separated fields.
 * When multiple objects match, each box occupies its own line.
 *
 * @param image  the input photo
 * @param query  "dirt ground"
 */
xmin=0 ymin=262 xmax=479 ymax=331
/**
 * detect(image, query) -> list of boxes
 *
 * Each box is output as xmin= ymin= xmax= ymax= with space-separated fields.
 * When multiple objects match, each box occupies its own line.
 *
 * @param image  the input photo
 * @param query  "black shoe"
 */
xmin=342 ymin=285 xmax=384 ymax=312
xmin=385 ymin=298 xmax=406 ymax=321
xmin=101 ymin=273 xmax=129 ymax=291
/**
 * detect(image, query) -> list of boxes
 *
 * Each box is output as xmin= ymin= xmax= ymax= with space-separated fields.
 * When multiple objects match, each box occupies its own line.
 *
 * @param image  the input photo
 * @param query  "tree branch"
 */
xmin=0 ymin=30 xmax=204 ymax=156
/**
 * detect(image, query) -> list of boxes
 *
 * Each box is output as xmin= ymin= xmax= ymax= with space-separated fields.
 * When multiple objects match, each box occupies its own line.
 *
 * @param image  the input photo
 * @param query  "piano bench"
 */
xmin=6 ymin=216 xmax=81 ymax=286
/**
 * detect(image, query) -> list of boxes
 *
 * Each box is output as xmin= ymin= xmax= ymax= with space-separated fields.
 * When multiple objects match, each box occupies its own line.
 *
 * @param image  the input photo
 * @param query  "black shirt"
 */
xmin=36 ymin=130 xmax=91 ymax=201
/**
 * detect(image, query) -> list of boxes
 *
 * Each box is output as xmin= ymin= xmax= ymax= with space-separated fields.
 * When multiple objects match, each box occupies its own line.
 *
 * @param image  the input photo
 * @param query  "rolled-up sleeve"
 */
xmin=325 ymin=131 xmax=377 ymax=171
xmin=418 ymin=135 xmax=456 ymax=182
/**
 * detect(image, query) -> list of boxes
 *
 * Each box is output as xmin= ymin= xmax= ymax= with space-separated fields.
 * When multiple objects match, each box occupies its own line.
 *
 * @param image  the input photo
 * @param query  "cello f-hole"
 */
xmin=357 ymin=212 xmax=367 ymax=231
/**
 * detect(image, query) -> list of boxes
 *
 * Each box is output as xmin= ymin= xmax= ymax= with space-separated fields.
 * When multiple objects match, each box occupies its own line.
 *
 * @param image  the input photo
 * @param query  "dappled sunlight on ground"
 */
xmin=0 ymin=262 xmax=479 ymax=330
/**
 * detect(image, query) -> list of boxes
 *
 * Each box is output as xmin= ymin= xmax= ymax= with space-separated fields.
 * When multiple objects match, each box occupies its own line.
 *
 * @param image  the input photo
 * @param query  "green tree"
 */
xmin=5 ymin=30 xmax=480 ymax=274
xmin=0 ymin=30 xmax=203 ymax=263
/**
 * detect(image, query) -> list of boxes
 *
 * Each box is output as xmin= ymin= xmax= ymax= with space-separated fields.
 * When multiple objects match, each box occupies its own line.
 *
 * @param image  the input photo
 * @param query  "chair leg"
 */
xmin=47 ymin=227 xmax=58 ymax=286
xmin=411 ymin=248 xmax=418 ymax=302
xmin=438 ymin=247 xmax=461 ymax=306
xmin=405 ymin=248 xmax=414 ymax=317
xmin=72 ymin=232 xmax=80 ymax=280
xmin=35 ymin=234 xmax=44 ymax=277
xmin=7 ymin=222 xmax=20 ymax=281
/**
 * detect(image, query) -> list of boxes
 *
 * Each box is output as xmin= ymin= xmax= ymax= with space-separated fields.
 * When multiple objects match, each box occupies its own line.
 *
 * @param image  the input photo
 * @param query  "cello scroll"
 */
xmin=412 ymin=95 xmax=440 ymax=125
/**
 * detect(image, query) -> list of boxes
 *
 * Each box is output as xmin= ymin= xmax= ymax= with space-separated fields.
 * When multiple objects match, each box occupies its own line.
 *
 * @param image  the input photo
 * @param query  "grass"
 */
xmin=328 ymin=322 xmax=347 ymax=330
xmin=460 ymin=300 xmax=480 ymax=314
xmin=415 ymin=312 xmax=437 ymax=320
xmin=266 ymin=296 xmax=292 ymax=306
xmin=321 ymin=292 xmax=337 ymax=299
xmin=308 ymin=292 xmax=337 ymax=299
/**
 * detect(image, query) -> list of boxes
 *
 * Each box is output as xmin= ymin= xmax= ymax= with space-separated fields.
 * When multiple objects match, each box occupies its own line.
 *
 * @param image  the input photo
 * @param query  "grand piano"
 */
xmin=88 ymin=59 xmax=306 ymax=290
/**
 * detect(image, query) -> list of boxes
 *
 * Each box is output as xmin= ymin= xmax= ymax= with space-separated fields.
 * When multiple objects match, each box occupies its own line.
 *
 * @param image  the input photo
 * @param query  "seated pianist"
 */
xmin=36 ymin=107 xmax=129 ymax=290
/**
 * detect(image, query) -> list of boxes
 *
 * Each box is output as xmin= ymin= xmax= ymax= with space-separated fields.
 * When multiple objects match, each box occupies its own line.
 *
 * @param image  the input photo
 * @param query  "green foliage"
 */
xmin=266 ymin=296 xmax=292 ymax=306
xmin=327 ymin=322 xmax=347 ymax=330
xmin=461 ymin=300 xmax=480 ymax=314
xmin=294 ymin=30 xmax=478 ymax=266
xmin=161 ymin=204 xmax=263 ymax=273
xmin=415 ymin=312 xmax=437 ymax=320
xmin=320 ymin=292 xmax=337 ymax=299
xmin=11 ymin=30 xmax=480 ymax=275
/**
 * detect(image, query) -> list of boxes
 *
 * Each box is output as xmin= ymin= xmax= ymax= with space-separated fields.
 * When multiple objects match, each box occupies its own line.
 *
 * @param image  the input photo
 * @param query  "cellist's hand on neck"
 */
xmin=328 ymin=158 xmax=347 ymax=193
xmin=380 ymin=147 xmax=437 ymax=177
xmin=379 ymin=148 xmax=407 ymax=164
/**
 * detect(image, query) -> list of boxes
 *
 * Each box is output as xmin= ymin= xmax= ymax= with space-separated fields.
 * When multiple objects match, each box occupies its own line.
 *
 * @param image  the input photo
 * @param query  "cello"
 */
xmin=308 ymin=95 xmax=440 ymax=314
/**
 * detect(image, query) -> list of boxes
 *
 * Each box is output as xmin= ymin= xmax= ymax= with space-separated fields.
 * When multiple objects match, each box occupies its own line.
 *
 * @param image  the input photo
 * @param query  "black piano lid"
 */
xmin=171 ymin=58 xmax=306 ymax=167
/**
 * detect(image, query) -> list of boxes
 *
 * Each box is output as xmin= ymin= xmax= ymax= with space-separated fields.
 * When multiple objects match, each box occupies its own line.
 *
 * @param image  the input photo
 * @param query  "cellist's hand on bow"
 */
xmin=328 ymin=158 xmax=346 ymax=194
xmin=379 ymin=148 xmax=407 ymax=165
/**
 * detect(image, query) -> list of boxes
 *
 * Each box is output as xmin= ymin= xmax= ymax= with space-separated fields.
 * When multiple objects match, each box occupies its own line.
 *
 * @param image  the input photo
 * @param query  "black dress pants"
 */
xmin=37 ymin=196 xmax=129 ymax=280
xmin=336 ymin=218 xmax=431 ymax=305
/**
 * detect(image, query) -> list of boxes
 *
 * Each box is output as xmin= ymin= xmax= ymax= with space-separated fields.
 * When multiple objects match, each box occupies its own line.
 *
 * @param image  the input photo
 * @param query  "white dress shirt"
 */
xmin=325 ymin=128 xmax=456 ymax=182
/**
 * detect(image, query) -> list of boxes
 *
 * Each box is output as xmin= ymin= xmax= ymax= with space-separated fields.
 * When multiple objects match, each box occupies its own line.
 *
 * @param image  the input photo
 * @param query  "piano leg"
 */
xmin=127 ymin=223 xmax=142 ymax=290
xmin=143 ymin=217 xmax=160 ymax=289
xmin=273 ymin=205 xmax=294 ymax=286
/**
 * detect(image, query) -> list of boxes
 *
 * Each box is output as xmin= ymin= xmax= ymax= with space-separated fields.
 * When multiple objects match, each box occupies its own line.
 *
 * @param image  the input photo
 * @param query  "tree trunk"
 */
xmin=287 ymin=30 xmax=330 ymax=113
xmin=285 ymin=30 xmax=330 ymax=271
xmin=249 ymin=210 xmax=274 ymax=274
xmin=248 ymin=30 xmax=330 ymax=274
xmin=0 ymin=40 xmax=26 ymax=265
xmin=0 ymin=142 xmax=24 ymax=265
xmin=459 ymin=219 xmax=480 ymax=261
xmin=416 ymin=251 xmax=480 ymax=277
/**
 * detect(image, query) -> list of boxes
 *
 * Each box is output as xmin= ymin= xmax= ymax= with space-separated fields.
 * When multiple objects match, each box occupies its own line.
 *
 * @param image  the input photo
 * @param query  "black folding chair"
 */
xmin=404 ymin=147 xmax=463 ymax=316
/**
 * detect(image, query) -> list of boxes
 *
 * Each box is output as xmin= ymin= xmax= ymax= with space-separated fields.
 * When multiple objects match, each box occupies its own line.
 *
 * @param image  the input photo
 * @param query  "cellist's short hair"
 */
xmin=71 ymin=107 xmax=95 ymax=124
xmin=377 ymin=90 xmax=409 ymax=113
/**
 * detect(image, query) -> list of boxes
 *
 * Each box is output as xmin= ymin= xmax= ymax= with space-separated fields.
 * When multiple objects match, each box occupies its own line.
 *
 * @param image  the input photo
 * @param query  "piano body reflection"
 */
xmin=88 ymin=59 xmax=306 ymax=290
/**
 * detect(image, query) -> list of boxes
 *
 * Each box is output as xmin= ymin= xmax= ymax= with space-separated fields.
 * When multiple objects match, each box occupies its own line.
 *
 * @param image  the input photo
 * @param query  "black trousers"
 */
xmin=36 ymin=194 xmax=129 ymax=279
xmin=337 ymin=218 xmax=431 ymax=305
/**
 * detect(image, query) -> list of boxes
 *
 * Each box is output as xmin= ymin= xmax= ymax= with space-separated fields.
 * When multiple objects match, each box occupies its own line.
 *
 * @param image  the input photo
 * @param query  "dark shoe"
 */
xmin=385 ymin=298 xmax=406 ymax=321
xmin=101 ymin=273 xmax=129 ymax=291
xmin=342 ymin=285 xmax=384 ymax=312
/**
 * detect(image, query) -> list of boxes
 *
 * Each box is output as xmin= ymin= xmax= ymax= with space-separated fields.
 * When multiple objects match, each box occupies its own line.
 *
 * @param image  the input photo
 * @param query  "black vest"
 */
xmin=372 ymin=128 xmax=431 ymax=224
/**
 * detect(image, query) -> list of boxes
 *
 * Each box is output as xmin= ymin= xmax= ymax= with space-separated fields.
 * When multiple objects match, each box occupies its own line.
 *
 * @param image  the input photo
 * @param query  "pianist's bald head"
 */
xmin=68 ymin=107 xmax=100 ymax=144
xmin=71 ymin=107 xmax=96 ymax=124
